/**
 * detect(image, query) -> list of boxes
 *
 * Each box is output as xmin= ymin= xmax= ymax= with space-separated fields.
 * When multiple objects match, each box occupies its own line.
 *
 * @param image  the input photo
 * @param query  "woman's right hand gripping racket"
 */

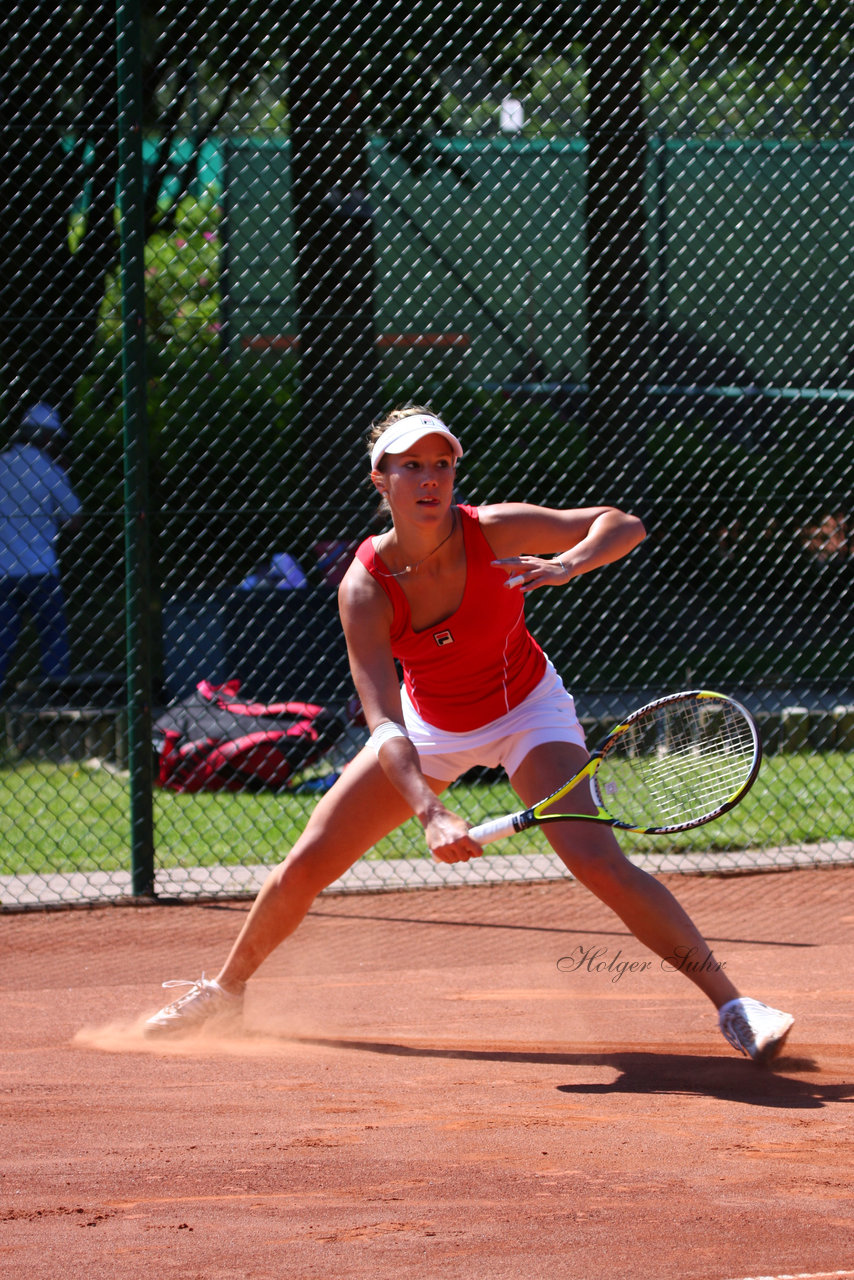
xmin=469 ymin=690 xmax=762 ymax=844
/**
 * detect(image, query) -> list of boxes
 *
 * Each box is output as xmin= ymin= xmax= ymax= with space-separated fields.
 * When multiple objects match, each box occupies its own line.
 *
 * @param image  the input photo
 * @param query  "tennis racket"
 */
xmin=468 ymin=690 xmax=761 ymax=844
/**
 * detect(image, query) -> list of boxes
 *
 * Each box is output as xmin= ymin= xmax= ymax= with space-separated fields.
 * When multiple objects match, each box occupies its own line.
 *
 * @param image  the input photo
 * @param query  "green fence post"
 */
xmin=115 ymin=0 xmax=155 ymax=896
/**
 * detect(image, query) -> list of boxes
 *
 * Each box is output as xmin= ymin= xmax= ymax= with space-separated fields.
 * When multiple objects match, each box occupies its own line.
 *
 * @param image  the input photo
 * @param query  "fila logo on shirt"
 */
xmin=433 ymin=629 xmax=455 ymax=647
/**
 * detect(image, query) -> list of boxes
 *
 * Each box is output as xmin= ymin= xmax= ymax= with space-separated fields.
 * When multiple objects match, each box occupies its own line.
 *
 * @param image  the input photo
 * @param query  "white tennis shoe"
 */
xmin=143 ymin=975 xmax=243 ymax=1038
xmin=718 ymin=997 xmax=794 ymax=1063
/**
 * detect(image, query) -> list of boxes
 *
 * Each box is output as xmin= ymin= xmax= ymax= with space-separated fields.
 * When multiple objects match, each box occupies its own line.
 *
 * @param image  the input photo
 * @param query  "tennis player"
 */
xmin=145 ymin=406 xmax=793 ymax=1062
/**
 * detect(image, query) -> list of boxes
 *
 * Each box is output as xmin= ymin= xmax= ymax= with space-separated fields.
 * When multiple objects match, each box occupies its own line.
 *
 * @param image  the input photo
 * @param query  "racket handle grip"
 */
xmin=469 ymin=813 xmax=523 ymax=845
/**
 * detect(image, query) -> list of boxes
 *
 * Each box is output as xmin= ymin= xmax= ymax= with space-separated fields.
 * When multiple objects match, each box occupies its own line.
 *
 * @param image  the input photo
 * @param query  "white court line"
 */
xmin=723 ymin=1271 xmax=854 ymax=1280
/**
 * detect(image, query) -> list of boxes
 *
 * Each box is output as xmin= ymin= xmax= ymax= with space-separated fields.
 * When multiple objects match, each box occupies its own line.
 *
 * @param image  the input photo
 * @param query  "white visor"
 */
xmin=370 ymin=413 xmax=464 ymax=470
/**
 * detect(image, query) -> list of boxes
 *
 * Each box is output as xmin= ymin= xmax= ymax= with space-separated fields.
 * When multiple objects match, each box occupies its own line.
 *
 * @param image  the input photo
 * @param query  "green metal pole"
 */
xmin=115 ymin=0 xmax=155 ymax=896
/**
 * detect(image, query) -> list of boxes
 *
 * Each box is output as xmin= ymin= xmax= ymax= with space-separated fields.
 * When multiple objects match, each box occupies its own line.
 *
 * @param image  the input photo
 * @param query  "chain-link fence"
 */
xmin=1 ymin=2 xmax=852 ymax=909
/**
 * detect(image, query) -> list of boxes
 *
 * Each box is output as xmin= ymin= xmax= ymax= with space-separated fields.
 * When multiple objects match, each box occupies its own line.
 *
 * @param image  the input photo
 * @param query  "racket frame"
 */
xmin=469 ymin=690 xmax=762 ymax=843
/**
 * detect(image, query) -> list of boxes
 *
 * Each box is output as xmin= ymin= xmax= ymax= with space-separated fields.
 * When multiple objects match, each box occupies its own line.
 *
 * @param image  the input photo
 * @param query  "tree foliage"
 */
xmin=1 ymin=1 xmax=848 ymax=427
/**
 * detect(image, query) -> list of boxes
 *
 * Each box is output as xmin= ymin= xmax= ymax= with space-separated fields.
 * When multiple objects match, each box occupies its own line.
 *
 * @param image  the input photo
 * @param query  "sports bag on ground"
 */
xmin=154 ymin=679 xmax=344 ymax=793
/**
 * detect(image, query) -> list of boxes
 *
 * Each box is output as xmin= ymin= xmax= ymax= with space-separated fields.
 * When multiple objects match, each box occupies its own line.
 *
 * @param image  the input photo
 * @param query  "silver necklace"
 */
xmin=376 ymin=507 xmax=458 ymax=577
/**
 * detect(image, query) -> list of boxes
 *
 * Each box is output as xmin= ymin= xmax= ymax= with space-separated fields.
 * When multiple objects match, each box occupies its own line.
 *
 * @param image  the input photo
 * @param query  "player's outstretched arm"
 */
xmin=480 ymin=502 xmax=646 ymax=594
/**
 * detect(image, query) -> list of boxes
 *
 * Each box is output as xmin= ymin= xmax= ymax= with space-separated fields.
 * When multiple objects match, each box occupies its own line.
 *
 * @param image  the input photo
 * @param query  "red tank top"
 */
xmin=355 ymin=504 xmax=547 ymax=731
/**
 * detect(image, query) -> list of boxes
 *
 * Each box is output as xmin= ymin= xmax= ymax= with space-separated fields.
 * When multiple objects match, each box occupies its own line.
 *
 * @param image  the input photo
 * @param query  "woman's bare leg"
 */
xmin=215 ymin=747 xmax=445 ymax=992
xmin=510 ymin=741 xmax=741 ymax=1008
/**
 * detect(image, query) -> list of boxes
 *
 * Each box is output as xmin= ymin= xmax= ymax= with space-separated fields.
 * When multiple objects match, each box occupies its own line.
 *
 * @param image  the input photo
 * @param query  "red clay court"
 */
xmin=2 ymin=866 xmax=853 ymax=1279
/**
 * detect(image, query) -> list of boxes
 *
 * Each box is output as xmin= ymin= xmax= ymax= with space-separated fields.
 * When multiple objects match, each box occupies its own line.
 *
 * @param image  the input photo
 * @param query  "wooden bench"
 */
xmin=5 ymin=704 xmax=128 ymax=767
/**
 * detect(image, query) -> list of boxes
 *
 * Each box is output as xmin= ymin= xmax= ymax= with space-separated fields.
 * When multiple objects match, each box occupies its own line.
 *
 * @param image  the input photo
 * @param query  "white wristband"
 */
xmin=369 ymin=720 xmax=410 ymax=756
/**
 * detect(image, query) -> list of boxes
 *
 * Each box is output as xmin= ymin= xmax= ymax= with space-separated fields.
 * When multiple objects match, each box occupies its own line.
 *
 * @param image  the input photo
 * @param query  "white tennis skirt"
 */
xmin=401 ymin=660 xmax=587 ymax=782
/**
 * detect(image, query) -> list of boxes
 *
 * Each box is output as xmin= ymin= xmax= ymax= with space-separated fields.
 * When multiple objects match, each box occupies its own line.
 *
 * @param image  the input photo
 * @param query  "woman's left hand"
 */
xmin=492 ymin=556 xmax=570 ymax=594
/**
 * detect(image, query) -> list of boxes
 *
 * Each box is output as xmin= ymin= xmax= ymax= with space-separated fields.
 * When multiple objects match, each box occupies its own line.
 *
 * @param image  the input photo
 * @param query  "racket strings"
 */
xmin=601 ymin=702 xmax=757 ymax=827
